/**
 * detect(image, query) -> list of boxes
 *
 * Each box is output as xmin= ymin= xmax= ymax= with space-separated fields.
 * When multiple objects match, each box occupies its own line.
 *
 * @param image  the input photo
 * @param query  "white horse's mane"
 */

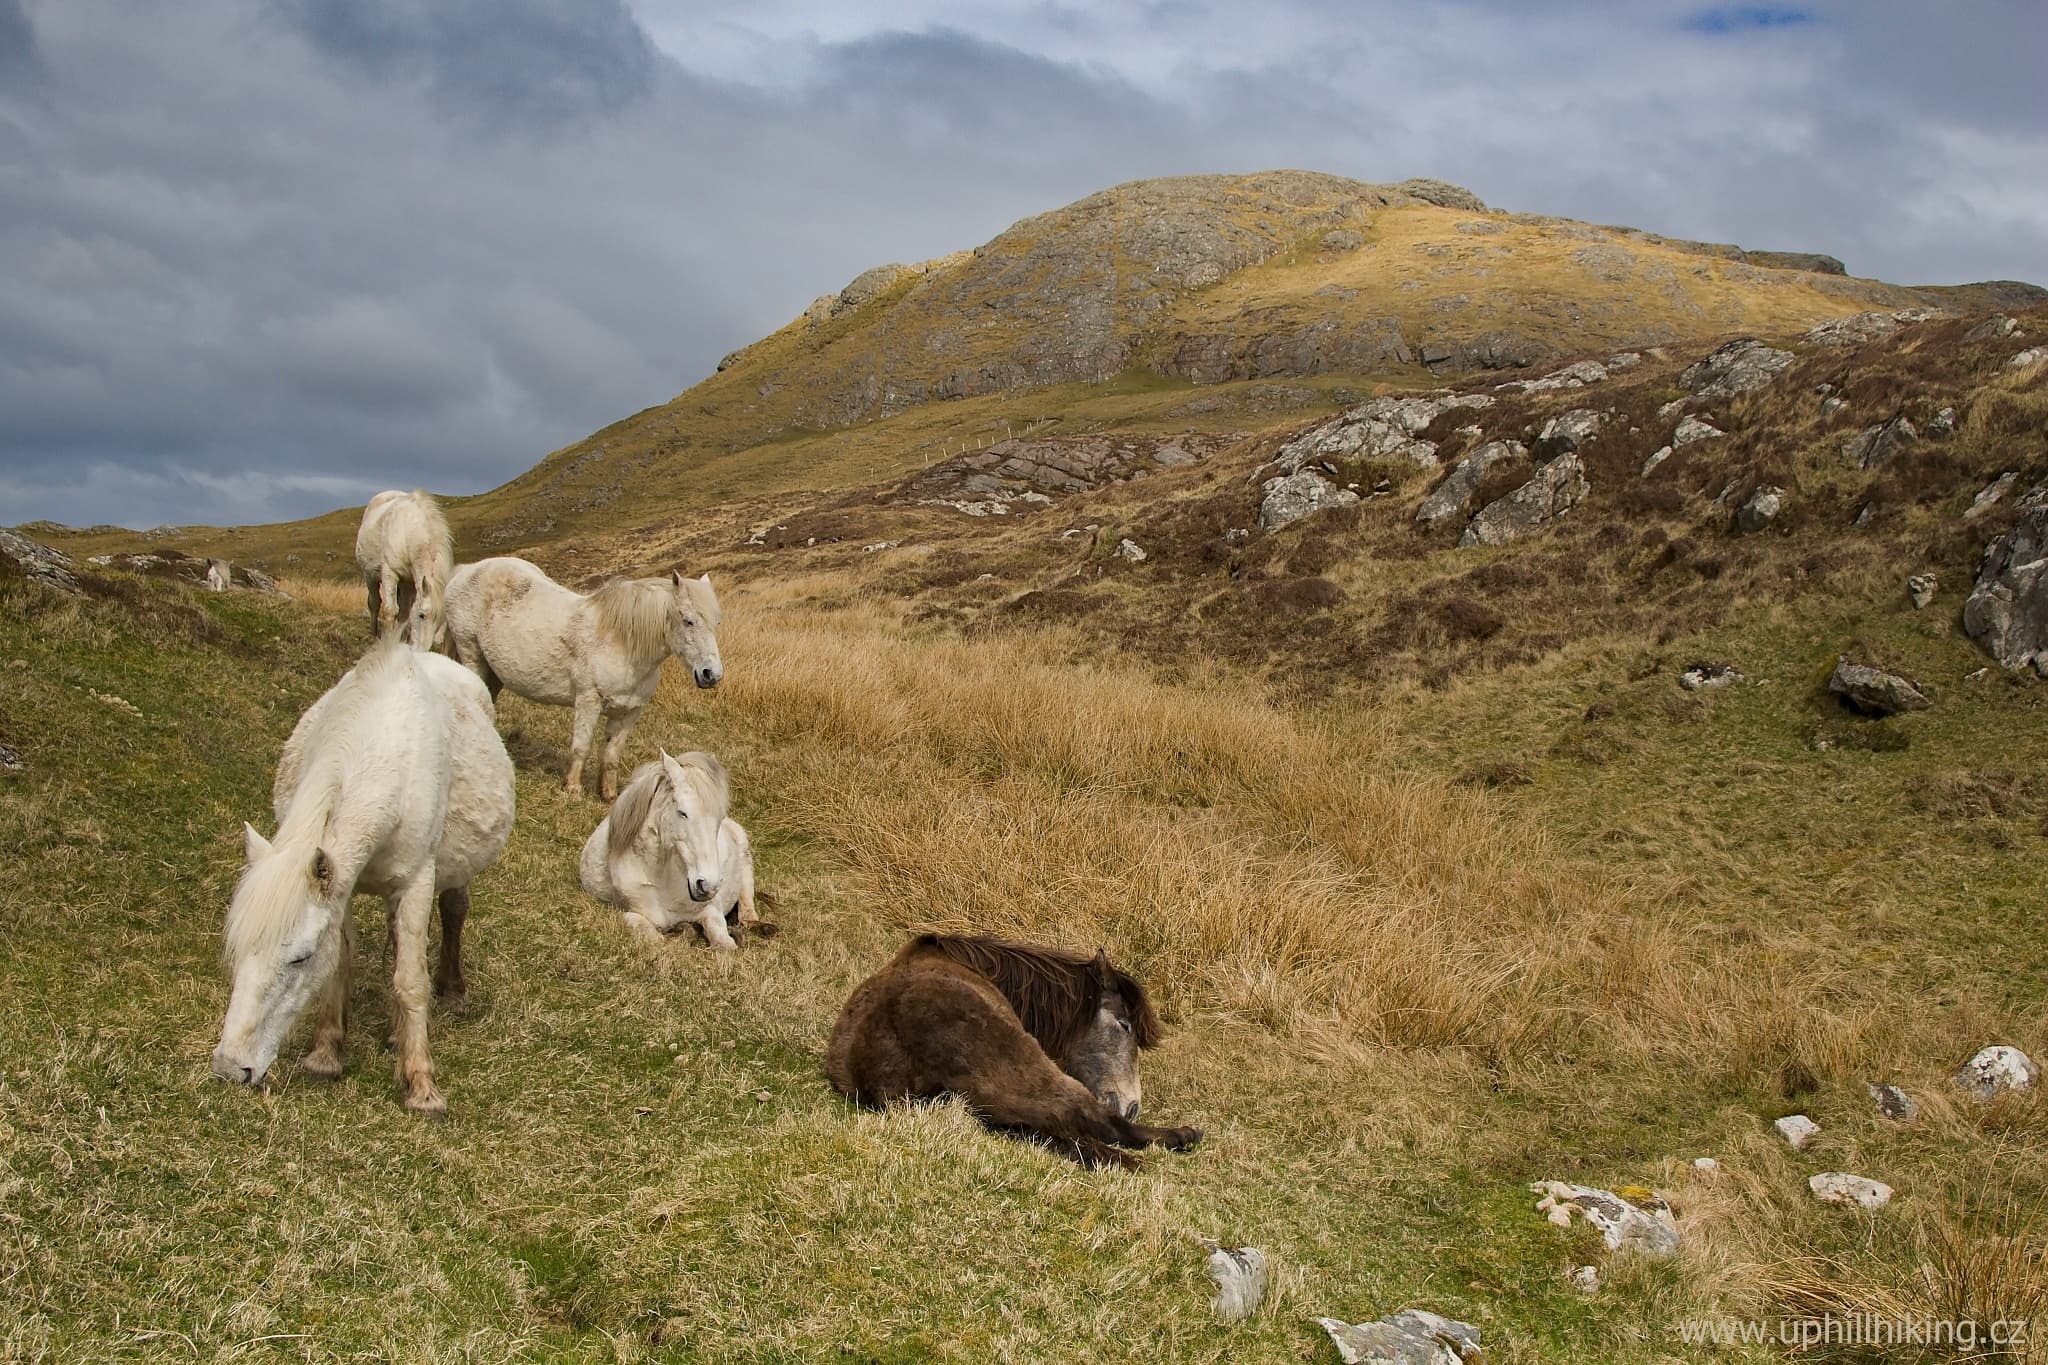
xmin=589 ymin=574 xmax=719 ymax=662
xmin=605 ymin=751 xmax=729 ymax=862
xmin=223 ymin=641 xmax=411 ymax=961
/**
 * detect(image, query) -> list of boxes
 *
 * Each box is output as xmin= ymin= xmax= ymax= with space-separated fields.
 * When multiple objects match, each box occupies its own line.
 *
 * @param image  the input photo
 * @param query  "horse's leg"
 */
xmin=377 ymin=566 xmax=403 ymax=638
xmin=897 ymin=988 xmax=1143 ymax=1169
xmin=598 ymin=705 xmax=642 ymax=801
xmin=394 ymin=577 xmax=419 ymax=646
xmin=363 ymin=575 xmax=382 ymax=635
xmin=693 ymin=904 xmax=738 ymax=952
xmin=564 ymin=691 xmax=601 ymax=796
xmin=1104 ymin=1112 xmax=1205 ymax=1152
xmin=301 ymin=915 xmax=354 ymax=1080
xmin=434 ymin=885 xmax=469 ymax=1014
xmin=620 ymin=910 xmax=666 ymax=945
xmin=387 ymin=876 xmax=445 ymax=1116
xmin=963 ymin=1074 xmax=1144 ymax=1171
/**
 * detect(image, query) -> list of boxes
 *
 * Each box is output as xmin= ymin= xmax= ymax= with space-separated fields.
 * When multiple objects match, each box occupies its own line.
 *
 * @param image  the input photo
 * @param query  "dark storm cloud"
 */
xmin=275 ymin=0 xmax=660 ymax=127
xmin=0 ymin=0 xmax=2043 ymax=529
xmin=0 ymin=0 xmax=37 ymax=75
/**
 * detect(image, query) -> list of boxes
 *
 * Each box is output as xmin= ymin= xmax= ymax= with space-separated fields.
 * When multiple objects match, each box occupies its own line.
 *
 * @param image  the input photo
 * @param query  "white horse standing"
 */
xmin=211 ymin=639 xmax=515 ymax=1116
xmin=580 ymin=751 xmax=760 ymax=949
xmin=444 ymin=557 xmax=723 ymax=799
xmin=355 ymin=489 xmax=455 ymax=650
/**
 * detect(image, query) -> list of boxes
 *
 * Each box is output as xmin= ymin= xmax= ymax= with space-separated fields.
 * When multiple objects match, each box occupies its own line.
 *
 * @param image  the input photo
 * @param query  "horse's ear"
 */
xmin=310 ymin=848 xmax=335 ymax=891
xmin=671 ymin=569 xmax=685 ymax=588
xmin=1091 ymin=948 xmax=1116 ymax=986
xmin=243 ymin=822 xmax=271 ymax=862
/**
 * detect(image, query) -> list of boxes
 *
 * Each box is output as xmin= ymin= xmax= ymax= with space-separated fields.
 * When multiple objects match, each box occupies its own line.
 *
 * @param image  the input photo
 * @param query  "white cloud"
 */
xmin=0 ymin=0 xmax=2041 ymax=529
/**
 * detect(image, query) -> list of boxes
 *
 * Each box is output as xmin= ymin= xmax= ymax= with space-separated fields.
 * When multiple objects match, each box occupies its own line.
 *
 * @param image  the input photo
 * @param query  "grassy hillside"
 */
xmin=6 ymin=510 xmax=2046 ymax=1360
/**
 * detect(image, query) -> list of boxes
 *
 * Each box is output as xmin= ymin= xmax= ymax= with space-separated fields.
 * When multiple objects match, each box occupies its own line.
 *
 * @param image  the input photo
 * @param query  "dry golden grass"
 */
xmin=277 ymin=574 xmax=365 ymax=615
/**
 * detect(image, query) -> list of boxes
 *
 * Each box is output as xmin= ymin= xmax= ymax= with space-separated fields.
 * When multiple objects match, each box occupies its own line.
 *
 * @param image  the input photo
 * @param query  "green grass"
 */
xmin=0 ymin=571 xmax=1821 ymax=1365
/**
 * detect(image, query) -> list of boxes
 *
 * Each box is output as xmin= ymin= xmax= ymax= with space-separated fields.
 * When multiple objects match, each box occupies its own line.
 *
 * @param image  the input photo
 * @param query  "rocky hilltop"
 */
xmin=32 ymin=170 xmax=2040 ymax=569
xmin=459 ymin=171 xmax=2034 ymax=543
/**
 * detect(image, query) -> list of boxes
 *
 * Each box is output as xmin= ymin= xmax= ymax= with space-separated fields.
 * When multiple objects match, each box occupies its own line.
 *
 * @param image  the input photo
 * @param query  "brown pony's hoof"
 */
xmin=1160 ymin=1125 xmax=1204 ymax=1151
xmin=436 ymin=990 xmax=470 ymax=1017
xmin=741 ymin=920 xmax=781 ymax=941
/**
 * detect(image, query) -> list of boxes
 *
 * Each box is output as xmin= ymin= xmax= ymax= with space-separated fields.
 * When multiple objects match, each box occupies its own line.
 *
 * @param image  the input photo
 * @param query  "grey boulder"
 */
xmin=1417 ymin=441 xmax=1524 ymax=530
xmin=1319 ymin=1309 xmax=1484 ymax=1365
xmin=0 ymin=528 xmax=81 ymax=594
xmin=1679 ymin=338 xmax=1795 ymax=398
xmin=1534 ymin=408 xmax=1603 ymax=458
xmin=1735 ymin=486 xmax=1784 ymax=534
xmin=1964 ymin=507 xmax=2048 ymax=673
xmin=1260 ymin=472 xmax=1360 ymax=530
xmin=1842 ymin=417 xmax=1918 ymax=469
xmin=1956 ymin=1045 xmax=2038 ymax=1100
xmin=1461 ymin=455 xmax=1588 ymax=547
xmin=1828 ymin=657 xmax=1930 ymax=716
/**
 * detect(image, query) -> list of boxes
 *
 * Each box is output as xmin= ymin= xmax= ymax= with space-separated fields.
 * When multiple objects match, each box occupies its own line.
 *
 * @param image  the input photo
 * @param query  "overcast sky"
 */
xmin=2 ymin=1 xmax=2043 ymax=529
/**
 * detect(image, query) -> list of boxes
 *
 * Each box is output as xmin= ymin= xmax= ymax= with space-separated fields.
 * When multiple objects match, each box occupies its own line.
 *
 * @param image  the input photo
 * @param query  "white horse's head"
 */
xmin=211 ymin=823 xmax=346 ymax=1087
xmin=667 ymin=572 xmax=723 ymax=689
xmin=658 ymin=749 xmax=728 ymax=902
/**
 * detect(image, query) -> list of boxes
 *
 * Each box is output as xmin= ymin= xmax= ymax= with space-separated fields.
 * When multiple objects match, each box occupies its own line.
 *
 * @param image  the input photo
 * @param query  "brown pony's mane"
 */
xmin=913 ymin=933 xmax=1163 ymax=1058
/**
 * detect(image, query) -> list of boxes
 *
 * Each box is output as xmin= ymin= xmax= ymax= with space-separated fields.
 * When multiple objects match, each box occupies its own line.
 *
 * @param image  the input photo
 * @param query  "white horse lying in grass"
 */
xmin=354 ymin=489 xmax=454 ymax=650
xmin=579 ymin=750 xmax=763 ymax=949
xmin=444 ymin=557 xmax=723 ymax=799
xmin=211 ymin=639 xmax=514 ymax=1116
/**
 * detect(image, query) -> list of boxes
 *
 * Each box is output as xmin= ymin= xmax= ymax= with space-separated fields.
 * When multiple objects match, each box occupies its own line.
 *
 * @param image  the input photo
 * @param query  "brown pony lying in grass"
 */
xmin=827 ymin=934 xmax=1203 ymax=1170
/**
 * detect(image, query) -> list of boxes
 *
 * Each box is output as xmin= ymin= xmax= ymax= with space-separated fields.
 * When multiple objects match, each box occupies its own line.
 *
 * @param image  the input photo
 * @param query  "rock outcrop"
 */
xmin=1533 ymin=409 xmax=1603 ymax=459
xmin=1319 ymin=1309 xmax=1484 ymax=1365
xmin=1810 ymin=1174 xmax=1893 ymax=1210
xmin=1828 ymin=658 xmax=1930 ymax=716
xmin=1531 ymin=1181 xmax=1680 ymax=1258
xmin=1260 ymin=472 xmax=1359 ymax=529
xmin=1843 ymin=417 xmax=1918 ymax=469
xmin=1418 ymin=441 xmax=1523 ymax=530
xmin=1775 ymin=1115 xmax=1820 ymax=1150
xmin=1271 ymin=393 xmax=1493 ymax=475
xmin=0 ymin=528 xmax=81 ymax=594
xmin=1964 ymin=507 xmax=2048 ymax=674
xmin=1679 ymin=338 xmax=1795 ymax=398
xmin=1868 ymin=1083 xmax=1919 ymax=1122
xmin=1735 ymin=487 xmax=1784 ymax=534
xmin=1672 ymin=416 xmax=1723 ymax=446
xmin=1204 ymin=1245 xmax=1267 ymax=1322
xmin=1955 ymin=1045 xmax=2038 ymax=1099
xmin=1461 ymin=455 xmax=1588 ymax=547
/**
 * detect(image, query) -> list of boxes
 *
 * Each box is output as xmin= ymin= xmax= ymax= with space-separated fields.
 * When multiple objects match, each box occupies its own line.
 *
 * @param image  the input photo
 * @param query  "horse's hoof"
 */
xmin=436 ymin=990 xmax=469 ymax=1017
xmin=747 ymin=920 xmax=782 ymax=939
xmin=1164 ymin=1126 xmax=1204 ymax=1151
xmin=300 ymin=1049 xmax=344 ymax=1081
xmin=405 ymin=1089 xmax=448 ymax=1119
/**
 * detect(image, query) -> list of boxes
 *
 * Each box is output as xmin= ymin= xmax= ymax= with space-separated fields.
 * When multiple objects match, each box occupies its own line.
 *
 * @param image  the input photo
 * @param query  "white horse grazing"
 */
xmin=444 ymin=557 xmax=723 ymax=799
xmin=354 ymin=489 xmax=455 ymax=650
xmin=211 ymin=639 xmax=515 ymax=1116
xmin=579 ymin=751 xmax=760 ymax=949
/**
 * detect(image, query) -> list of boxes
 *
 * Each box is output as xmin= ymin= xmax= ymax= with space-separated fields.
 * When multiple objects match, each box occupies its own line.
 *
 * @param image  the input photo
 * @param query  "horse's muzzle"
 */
xmin=210 ymin=1047 xmax=261 ymax=1087
xmin=689 ymin=877 xmax=717 ymax=903
xmin=694 ymin=667 xmax=721 ymax=689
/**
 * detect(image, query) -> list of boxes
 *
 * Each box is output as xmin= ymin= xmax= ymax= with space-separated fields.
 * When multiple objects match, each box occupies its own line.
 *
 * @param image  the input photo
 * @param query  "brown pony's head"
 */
xmin=916 ymin=934 xmax=1162 ymax=1119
